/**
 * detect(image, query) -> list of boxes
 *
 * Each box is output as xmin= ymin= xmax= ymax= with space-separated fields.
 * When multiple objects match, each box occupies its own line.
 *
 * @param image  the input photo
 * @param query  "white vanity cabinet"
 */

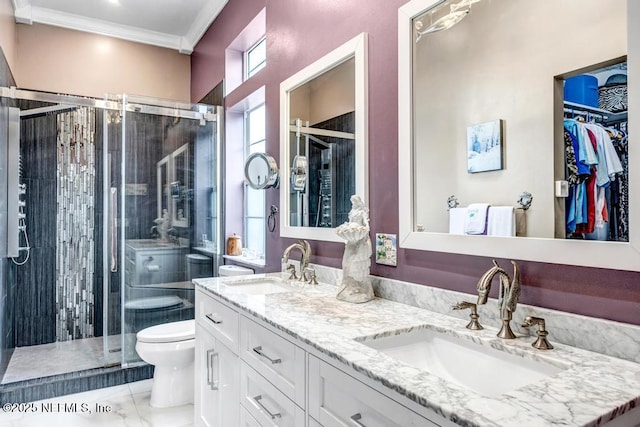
xmin=194 ymin=287 xmax=444 ymax=427
xmin=194 ymin=289 xmax=240 ymax=427
xmin=308 ymin=355 xmax=438 ymax=427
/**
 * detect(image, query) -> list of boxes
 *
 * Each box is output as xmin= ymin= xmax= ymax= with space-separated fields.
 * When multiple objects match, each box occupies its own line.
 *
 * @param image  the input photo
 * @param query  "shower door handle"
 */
xmin=110 ymin=187 xmax=117 ymax=272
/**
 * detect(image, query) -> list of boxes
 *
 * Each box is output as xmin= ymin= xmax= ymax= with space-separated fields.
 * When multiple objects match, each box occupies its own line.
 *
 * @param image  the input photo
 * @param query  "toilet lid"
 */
xmin=137 ymin=319 xmax=195 ymax=343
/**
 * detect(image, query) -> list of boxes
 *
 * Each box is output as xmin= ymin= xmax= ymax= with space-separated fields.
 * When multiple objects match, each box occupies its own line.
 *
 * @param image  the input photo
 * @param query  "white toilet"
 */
xmin=135 ymin=319 xmax=196 ymax=408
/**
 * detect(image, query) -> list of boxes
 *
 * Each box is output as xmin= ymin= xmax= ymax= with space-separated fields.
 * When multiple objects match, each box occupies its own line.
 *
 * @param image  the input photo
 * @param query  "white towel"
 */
xmin=487 ymin=206 xmax=515 ymax=237
xmin=464 ymin=203 xmax=490 ymax=235
xmin=449 ymin=208 xmax=468 ymax=234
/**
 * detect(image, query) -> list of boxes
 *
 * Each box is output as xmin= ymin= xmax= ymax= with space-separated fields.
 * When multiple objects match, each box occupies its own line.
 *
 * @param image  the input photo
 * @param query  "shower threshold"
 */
xmin=2 ymin=335 xmax=121 ymax=384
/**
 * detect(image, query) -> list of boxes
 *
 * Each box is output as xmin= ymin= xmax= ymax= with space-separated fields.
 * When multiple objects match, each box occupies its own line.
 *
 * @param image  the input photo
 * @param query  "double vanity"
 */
xmin=192 ymin=270 xmax=640 ymax=427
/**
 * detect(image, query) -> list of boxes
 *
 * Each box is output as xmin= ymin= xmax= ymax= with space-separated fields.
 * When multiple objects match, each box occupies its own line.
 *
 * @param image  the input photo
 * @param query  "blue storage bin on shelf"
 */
xmin=564 ymin=75 xmax=599 ymax=107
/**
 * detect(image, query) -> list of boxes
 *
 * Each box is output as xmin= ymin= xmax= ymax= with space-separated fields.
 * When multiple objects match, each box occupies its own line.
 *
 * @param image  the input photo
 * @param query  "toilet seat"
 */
xmin=137 ymin=319 xmax=195 ymax=343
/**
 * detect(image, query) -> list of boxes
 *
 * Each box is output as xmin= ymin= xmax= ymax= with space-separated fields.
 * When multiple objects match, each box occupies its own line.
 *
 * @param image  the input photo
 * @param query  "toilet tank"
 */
xmin=219 ymin=265 xmax=254 ymax=277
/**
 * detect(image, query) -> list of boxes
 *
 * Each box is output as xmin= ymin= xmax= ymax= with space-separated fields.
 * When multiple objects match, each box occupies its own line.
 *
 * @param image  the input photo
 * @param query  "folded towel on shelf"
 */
xmin=487 ymin=206 xmax=516 ymax=237
xmin=449 ymin=207 xmax=468 ymax=235
xmin=464 ymin=203 xmax=490 ymax=235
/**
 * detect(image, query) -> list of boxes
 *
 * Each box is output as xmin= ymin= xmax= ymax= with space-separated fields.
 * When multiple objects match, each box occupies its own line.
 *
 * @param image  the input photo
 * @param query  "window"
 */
xmin=245 ymin=37 xmax=266 ymax=80
xmin=244 ymin=103 xmax=266 ymax=256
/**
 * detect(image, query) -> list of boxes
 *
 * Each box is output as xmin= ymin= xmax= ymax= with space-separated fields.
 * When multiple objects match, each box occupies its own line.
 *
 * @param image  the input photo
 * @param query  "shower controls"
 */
xmin=1 ymin=107 xmax=21 ymax=259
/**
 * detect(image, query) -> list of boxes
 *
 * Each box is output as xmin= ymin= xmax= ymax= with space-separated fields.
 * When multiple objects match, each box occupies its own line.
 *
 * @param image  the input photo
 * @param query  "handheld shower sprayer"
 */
xmin=12 ymin=154 xmax=30 ymax=265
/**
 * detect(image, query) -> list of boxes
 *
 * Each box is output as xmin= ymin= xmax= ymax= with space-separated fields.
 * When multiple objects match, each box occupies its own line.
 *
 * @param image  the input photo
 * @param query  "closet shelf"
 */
xmin=563 ymin=101 xmax=627 ymax=124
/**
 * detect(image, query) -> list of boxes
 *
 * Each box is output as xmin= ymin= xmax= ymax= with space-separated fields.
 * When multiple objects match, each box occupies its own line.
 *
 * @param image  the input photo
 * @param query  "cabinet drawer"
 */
xmin=240 ymin=362 xmax=305 ymax=427
xmin=240 ymin=316 xmax=306 ymax=408
xmin=196 ymin=289 xmax=239 ymax=354
xmin=308 ymin=356 xmax=438 ymax=427
xmin=239 ymin=405 xmax=262 ymax=427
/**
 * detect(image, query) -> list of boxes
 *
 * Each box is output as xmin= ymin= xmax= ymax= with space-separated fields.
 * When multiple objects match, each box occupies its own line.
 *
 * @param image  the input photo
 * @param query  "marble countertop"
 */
xmin=194 ymin=273 xmax=640 ymax=427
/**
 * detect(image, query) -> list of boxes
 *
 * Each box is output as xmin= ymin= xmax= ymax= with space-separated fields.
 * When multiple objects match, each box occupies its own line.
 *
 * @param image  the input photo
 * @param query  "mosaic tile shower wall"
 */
xmin=56 ymin=107 xmax=96 ymax=341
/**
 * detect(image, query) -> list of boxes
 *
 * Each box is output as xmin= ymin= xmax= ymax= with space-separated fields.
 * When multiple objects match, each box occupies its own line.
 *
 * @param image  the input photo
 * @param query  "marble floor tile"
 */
xmin=0 ymin=379 xmax=193 ymax=427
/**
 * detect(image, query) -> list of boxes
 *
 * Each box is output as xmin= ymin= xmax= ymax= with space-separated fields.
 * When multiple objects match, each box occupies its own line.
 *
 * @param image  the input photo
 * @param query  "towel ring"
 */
xmin=267 ymin=205 xmax=278 ymax=232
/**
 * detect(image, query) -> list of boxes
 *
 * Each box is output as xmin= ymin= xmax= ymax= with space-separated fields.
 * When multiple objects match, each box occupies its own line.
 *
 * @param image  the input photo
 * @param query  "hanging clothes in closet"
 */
xmin=563 ymin=118 xmax=626 ymax=241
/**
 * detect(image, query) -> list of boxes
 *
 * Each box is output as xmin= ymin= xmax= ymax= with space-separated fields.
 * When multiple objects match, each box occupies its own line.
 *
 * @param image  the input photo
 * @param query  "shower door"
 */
xmin=106 ymin=94 xmax=222 ymax=366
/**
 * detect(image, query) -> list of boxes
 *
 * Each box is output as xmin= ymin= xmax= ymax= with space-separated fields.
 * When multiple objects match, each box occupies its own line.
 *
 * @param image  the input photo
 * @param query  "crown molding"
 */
xmin=13 ymin=0 xmax=229 ymax=54
xmin=182 ymin=0 xmax=228 ymax=54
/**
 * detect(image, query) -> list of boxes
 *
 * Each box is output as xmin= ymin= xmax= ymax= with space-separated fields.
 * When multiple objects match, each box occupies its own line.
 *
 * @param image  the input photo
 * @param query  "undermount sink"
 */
xmin=357 ymin=327 xmax=565 ymax=398
xmin=221 ymin=276 xmax=293 ymax=295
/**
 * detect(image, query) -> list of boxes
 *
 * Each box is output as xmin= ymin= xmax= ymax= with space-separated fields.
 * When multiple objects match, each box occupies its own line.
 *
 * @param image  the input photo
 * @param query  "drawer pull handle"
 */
xmin=350 ymin=413 xmax=367 ymax=426
xmin=252 ymin=346 xmax=282 ymax=364
xmin=253 ymin=394 xmax=281 ymax=419
xmin=205 ymin=313 xmax=223 ymax=324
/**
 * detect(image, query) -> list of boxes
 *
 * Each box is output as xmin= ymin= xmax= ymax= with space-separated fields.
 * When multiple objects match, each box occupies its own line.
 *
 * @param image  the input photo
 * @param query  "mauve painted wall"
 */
xmin=191 ymin=0 xmax=640 ymax=326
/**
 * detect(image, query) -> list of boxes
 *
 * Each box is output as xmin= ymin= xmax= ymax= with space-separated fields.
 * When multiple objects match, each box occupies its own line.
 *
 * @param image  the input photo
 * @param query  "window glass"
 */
xmin=244 ymin=102 xmax=266 ymax=256
xmin=246 ymin=187 xmax=265 ymax=218
xmin=247 ymin=38 xmax=266 ymax=79
xmin=246 ymin=218 xmax=265 ymax=254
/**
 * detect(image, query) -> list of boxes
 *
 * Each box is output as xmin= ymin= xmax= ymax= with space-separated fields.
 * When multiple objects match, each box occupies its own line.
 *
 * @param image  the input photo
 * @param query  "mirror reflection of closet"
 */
xmin=559 ymin=60 xmax=628 ymax=242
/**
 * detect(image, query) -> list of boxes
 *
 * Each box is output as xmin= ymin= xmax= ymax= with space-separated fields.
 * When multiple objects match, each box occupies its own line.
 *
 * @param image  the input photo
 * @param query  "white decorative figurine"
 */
xmin=153 ymin=209 xmax=171 ymax=241
xmin=336 ymin=195 xmax=374 ymax=303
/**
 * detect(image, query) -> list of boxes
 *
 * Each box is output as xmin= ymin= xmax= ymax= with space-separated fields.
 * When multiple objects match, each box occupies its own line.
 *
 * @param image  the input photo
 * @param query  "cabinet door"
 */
xmin=308 ymin=355 xmax=438 ymax=427
xmin=195 ymin=326 xmax=239 ymax=427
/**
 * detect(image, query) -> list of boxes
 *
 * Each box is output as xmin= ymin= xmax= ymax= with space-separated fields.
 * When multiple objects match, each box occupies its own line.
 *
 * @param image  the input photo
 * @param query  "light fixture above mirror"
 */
xmin=279 ymin=32 xmax=368 ymax=242
xmin=398 ymin=0 xmax=640 ymax=271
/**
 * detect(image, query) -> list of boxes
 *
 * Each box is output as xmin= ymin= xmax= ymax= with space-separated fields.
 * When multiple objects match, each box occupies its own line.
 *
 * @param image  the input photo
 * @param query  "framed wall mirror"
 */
xmin=398 ymin=0 xmax=640 ymax=270
xmin=280 ymin=32 xmax=368 ymax=242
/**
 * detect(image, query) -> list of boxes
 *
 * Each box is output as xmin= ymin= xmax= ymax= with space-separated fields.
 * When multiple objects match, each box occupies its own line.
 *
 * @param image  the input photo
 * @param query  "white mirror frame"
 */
xmin=157 ymin=154 xmax=171 ymax=220
xmin=280 ymin=32 xmax=369 ymax=242
xmin=171 ymin=143 xmax=189 ymax=228
xmin=398 ymin=0 xmax=640 ymax=271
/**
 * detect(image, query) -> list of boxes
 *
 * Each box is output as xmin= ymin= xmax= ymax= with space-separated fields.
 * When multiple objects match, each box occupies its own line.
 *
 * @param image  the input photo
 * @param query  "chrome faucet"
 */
xmin=476 ymin=260 xmax=521 ymax=339
xmin=282 ymin=240 xmax=311 ymax=282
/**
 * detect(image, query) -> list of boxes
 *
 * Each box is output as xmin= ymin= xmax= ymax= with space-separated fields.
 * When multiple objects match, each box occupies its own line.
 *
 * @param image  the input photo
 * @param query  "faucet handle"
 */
xmin=285 ymin=263 xmax=298 ymax=280
xmin=521 ymin=316 xmax=554 ymax=350
xmin=452 ymin=301 xmax=483 ymax=330
xmin=303 ymin=267 xmax=318 ymax=285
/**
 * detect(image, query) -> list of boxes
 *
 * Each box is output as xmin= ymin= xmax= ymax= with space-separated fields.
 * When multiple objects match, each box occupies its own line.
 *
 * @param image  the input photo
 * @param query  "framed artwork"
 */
xmin=375 ymin=233 xmax=397 ymax=266
xmin=467 ymin=119 xmax=504 ymax=173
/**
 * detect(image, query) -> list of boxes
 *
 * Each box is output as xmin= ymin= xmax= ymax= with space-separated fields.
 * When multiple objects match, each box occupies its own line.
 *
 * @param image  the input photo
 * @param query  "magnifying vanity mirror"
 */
xmin=280 ymin=32 xmax=368 ymax=242
xmin=398 ymin=0 xmax=640 ymax=270
xmin=244 ymin=152 xmax=279 ymax=189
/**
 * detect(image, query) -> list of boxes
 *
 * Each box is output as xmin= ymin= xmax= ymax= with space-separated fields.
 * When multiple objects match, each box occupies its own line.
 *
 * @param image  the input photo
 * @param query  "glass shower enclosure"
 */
xmin=112 ymin=94 xmax=222 ymax=366
xmin=0 ymin=87 xmax=222 ymax=385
